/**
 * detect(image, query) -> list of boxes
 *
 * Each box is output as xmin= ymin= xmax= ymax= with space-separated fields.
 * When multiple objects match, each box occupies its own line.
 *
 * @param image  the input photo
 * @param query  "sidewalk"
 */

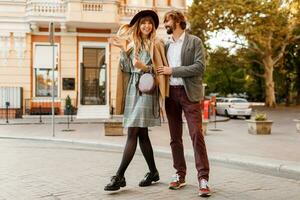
xmin=2 ymin=139 xmax=300 ymax=200
xmin=0 ymin=106 xmax=299 ymax=179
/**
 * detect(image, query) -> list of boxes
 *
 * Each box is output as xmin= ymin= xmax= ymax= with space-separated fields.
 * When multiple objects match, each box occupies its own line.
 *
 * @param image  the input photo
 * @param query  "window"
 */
xmin=231 ymin=99 xmax=248 ymax=103
xmin=34 ymin=44 xmax=59 ymax=97
xmin=35 ymin=69 xmax=58 ymax=97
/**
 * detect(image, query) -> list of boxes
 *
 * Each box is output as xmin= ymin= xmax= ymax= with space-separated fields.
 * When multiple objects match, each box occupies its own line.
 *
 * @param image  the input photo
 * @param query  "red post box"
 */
xmin=203 ymin=100 xmax=210 ymax=120
xmin=210 ymin=96 xmax=216 ymax=116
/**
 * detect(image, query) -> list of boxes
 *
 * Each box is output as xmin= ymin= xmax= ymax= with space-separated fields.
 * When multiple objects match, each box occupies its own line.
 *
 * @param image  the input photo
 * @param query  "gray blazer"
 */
xmin=166 ymin=33 xmax=206 ymax=102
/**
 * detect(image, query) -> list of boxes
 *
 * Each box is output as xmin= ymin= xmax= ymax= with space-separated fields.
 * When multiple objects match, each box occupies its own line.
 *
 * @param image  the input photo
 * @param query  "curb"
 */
xmin=1 ymin=136 xmax=300 ymax=180
xmin=209 ymin=117 xmax=230 ymax=123
xmin=0 ymin=121 xmax=103 ymax=125
xmin=1 ymin=116 xmax=230 ymax=125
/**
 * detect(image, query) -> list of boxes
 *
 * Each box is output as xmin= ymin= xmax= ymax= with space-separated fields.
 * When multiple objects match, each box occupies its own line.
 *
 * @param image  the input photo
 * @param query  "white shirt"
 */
xmin=167 ymin=32 xmax=185 ymax=86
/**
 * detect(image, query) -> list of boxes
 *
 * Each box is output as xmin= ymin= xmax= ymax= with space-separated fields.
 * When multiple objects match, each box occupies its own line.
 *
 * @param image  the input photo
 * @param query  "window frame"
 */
xmin=32 ymin=42 xmax=60 ymax=99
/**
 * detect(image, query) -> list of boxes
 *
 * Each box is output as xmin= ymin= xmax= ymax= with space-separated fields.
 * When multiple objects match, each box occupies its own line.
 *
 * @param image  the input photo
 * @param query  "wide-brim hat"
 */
xmin=129 ymin=10 xmax=159 ymax=29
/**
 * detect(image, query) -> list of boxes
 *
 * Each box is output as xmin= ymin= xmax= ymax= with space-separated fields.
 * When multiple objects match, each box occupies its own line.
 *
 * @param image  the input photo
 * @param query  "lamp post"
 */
xmin=49 ymin=22 xmax=55 ymax=137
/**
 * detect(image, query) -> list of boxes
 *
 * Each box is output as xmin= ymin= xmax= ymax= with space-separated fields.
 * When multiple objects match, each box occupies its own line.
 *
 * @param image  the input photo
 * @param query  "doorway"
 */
xmin=80 ymin=47 xmax=106 ymax=105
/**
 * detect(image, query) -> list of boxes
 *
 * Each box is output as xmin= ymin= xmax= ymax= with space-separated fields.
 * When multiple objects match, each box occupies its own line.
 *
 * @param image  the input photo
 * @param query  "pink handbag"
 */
xmin=138 ymin=72 xmax=156 ymax=94
xmin=137 ymin=69 xmax=160 ymax=119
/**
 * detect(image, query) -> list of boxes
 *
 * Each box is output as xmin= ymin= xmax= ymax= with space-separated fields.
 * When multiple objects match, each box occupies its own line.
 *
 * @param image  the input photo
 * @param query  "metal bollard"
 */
xmin=67 ymin=106 xmax=70 ymax=130
xmin=61 ymin=105 xmax=75 ymax=132
xmin=39 ymin=105 xmax=42 ymax=123
xmin=70 ymin=106 xmax=73 ymax=122
xmin=5 ymin=102 xmax=9 ymax=124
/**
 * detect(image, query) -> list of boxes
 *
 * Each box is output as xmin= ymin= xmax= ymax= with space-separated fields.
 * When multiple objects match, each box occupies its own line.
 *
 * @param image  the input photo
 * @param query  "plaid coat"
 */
xmin=115 ymin=38 xmax=169 ymax=115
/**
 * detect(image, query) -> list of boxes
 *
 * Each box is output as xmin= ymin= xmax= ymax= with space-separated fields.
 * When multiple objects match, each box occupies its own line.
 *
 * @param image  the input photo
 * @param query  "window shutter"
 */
xmin=34 ymin=45 xmax=58 ymax=69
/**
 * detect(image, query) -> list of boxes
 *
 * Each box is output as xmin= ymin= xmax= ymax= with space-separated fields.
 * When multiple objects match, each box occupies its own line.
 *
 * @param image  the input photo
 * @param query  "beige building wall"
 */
xmin=60 ymin=36 xmax=77 ymax=101
xmin=110 ymin=45 xmax=122 ymax=110
xmin=0 ymin=0 xmax=187 ymax=116
xmin=0 ymin=33 xmax=31 ymax=102
xmin=66 ymin=1 xmax=120 ymax=24
xmin=171 ymin=0 xmax=186 ymax=7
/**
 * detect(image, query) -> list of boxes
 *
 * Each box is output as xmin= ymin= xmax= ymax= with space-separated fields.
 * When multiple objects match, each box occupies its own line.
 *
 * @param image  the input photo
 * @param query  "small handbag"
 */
xmin=136 ymin=67 xmax=160 ymax=119
xmin=138 ymin=69 xmax=156 ymax=94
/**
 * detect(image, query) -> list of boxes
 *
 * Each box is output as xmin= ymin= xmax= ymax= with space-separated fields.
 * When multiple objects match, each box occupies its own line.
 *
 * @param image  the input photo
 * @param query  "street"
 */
xmin=1 ymin=139 xmax=300 ymax=200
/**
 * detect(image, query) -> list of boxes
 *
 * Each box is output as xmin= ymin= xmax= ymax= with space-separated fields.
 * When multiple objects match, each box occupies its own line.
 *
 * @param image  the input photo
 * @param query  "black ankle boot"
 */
xmin=139 ymin=171 xmax=160 ymax=187
xmin=104 ymin=175 xmax=126 ymax=191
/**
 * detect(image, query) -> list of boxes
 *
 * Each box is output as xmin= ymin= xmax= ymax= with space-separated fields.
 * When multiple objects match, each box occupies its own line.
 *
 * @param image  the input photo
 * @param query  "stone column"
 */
xmin=127 ymin=0 xmax=143 ymax=6
xmin=156 ymin=0 xmax=168 ymax=7
xmin=60 ymin=23 xmax=67 ymax=33
xmin=30 ymin=22 xmax=39 ymax=33
xmin=0 ymin=32 xmax=11 ymax=65
xmin=171 ymin=0 xmax=185 ymax=7
xmin=13 ymin=32 xmax=27 ymax=66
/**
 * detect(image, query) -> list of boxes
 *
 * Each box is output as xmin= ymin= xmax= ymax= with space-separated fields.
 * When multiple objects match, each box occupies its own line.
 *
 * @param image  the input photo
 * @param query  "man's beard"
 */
xmin=165 ymin=25 xmax=174 ymax=34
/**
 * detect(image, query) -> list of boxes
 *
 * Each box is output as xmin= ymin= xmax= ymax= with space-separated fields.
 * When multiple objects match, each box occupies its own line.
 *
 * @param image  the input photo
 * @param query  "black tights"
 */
xmin=116 ymin=127 xmax=157 ymax=177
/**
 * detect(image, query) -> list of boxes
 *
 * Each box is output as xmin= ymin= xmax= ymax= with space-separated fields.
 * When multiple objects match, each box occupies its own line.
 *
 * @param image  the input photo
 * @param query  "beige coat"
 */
xmin=115 ymin=38 xmax=169 ymax=115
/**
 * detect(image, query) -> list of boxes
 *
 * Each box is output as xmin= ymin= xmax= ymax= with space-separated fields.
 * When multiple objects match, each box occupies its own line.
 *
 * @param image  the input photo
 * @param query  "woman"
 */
xmin=104 ymin=10 xmax=169 ymax=191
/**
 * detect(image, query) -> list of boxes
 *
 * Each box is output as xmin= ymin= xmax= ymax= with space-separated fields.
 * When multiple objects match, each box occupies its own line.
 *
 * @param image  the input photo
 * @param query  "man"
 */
xmin=157 ymin=10 xmax=211 ymax=197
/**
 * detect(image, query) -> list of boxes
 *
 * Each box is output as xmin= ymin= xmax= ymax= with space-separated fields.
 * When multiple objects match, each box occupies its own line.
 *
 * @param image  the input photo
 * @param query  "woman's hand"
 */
xmin=133 ymin=55 xmax=147 ymax=71
xmin=108 ymin=37 xmax=126 ymax=51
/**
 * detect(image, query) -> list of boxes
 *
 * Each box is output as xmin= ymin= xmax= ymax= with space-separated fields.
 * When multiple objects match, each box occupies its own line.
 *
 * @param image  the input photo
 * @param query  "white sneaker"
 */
xmin=199 ymin=179 xmax=211 ymax=197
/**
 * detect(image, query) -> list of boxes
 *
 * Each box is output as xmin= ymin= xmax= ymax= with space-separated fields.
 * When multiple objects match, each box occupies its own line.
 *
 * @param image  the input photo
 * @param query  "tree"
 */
xmin=205 ymin=48 xmax=247 ymax=96
xmin=188 ymin=0 xmax=300 ymax=107
xmin=281 ymin=40 xmax=300 ymax=105
xmin=295 ymin=46 xmax=300 ymax=104
xmin=236 ymin=48 xmax=266 ymax=102
xmin=205 ymin=47 xmax=266 ymax=101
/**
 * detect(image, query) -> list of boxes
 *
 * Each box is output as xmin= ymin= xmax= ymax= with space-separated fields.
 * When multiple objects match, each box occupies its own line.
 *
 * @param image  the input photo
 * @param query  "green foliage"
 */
xmin=204 ymin=47 xmax=266 ymax=101
xmin=253 ymin=112 xmax=267 ymax=121
xmin=275 ymin=39 xmax=300 ymax=105
xmin=205 ymin=48 xmax=247 ymax=96
xmin=236 ymin=48 xmax=265 ymax=101
xmin=65 ymin=95 xmax=72 ymax=110
xmin=188 ymin=0 xmax=300 ymax=106
xmin=188 ymin=0 xmax=299 ymax=45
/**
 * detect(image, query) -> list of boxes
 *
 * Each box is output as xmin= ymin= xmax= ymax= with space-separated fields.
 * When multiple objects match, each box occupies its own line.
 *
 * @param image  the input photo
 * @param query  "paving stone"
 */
xmin=0 ymin=139 xmax=300 ymax=200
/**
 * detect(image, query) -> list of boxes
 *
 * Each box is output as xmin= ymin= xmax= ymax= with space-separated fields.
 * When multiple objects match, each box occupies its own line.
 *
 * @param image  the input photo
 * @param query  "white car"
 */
xmin=216 ymin=98 xmax=252 ymax=119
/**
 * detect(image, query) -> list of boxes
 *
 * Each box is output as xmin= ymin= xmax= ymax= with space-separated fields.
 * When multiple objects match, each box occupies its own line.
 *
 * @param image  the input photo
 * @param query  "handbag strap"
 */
xmin=152 ymin=87 xmax=160 ymax=119
xmin=134 ymin=73 xmax=142 ymax=96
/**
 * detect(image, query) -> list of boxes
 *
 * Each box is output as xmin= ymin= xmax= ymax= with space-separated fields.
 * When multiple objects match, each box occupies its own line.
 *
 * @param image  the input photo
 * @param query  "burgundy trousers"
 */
xmin=165 ymin=86 xmax=210 ymax=182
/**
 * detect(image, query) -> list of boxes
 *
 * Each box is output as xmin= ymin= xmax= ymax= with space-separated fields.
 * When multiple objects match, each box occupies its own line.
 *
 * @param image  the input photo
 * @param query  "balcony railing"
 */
xmin=26 ymin=0 xmax=67 ymax=17
xmin=118 ymin=5 xmax=156 ymax=17
xmin=82 ymin=1 xmax=104 ymax=12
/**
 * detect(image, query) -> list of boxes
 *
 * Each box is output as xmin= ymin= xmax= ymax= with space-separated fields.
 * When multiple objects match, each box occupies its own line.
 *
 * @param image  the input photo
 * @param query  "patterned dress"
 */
xmin=120 ymin=47 xmax=160 ymax=128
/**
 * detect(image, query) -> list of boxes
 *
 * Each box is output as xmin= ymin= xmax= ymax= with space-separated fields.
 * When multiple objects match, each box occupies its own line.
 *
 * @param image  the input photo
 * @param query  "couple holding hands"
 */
xmin=105 ymin=9 xmax=211 ymax=197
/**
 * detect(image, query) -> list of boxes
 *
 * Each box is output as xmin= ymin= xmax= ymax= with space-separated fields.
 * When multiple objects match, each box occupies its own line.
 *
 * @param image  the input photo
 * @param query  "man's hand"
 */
xmin=157 ymin=66 xmax=172 ymax=75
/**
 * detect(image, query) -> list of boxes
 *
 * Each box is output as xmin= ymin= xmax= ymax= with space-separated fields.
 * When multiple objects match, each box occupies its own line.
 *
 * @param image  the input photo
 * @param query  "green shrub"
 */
xmin=65 ymin=95 xmax=72 ymax=110
xmin=254 ymin=112 xmax=267 ymax=121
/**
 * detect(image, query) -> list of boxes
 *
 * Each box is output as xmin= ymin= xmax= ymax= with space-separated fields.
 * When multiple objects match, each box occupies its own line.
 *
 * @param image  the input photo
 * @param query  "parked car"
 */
xmin=216 ymin=98 xmax=252 ymax=119
xmin=216 ymin=97 xmax=226 ymax=103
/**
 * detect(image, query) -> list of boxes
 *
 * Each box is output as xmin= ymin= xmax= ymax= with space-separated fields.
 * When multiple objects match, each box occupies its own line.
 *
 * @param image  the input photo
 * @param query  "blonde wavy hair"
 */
xmin=131 ymin=16 xmax=156 ymax=54
xmin=116 ymin=24 xmax=132 ymax=42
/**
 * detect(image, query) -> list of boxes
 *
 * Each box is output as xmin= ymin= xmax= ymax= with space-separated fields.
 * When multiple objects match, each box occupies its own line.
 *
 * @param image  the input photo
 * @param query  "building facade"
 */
xmin=0 ymin=0 xmax=186 ymax=119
